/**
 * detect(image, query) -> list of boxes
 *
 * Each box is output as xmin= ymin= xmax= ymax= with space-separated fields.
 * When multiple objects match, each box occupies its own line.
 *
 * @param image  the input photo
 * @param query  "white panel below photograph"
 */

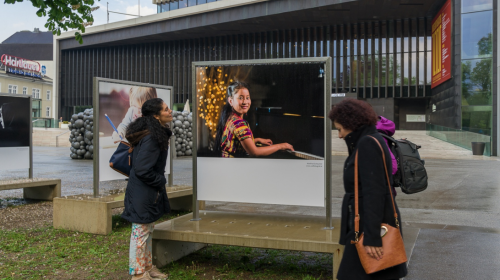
xmin=0 ymin=147 xmax=29 ymax=170
xmin=197 ymin=158 xmax=325 ymax=207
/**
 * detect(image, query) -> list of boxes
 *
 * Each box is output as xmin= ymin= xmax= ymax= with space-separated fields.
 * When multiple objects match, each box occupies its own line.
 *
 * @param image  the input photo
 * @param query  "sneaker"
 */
xmin=131 ymin=271 xmax=153 ymax=280
xmin=148 ymin=265 xmax=168 ymax=279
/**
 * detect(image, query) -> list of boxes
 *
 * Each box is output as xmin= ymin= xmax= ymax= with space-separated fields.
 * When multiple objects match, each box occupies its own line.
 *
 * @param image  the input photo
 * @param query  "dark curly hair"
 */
xmin=214 ymin=80 xmax=249 ymax=154
xmin=126 ymin=98 xmax=172 ymax=151
xmin=328 ymin=98 xmax=378 ymax=131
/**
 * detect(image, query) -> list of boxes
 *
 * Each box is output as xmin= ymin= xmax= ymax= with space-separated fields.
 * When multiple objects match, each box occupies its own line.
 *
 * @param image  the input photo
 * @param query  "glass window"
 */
xmin=179 ymin=0 xmax=187 ymax=8
xmin=161 ymin=3 xmax=169 ymax=12
xmin=426 ymin=51 xmax=431 ymax=83
xmin=426 ymin=36 xmax=431 ymax=52
xmin=411 ymin=52 xmax=416 ymax=85
xmin=374 ymin=38 xmax=379 ymax=54
xmin=419 ymin=52 xmax=425 ymax=84
xmin=367 ymin=39 xmax=372 ymax=55
xmin=380 ymin=55 xmax=386 ymax=86
xmin=419 ymin=37 xmax=424 ymax=52
xmin=8 ymin=84 xmax=13 ymax=94
xmin=170 ymin=1 xmax=179 ymax=10
xmin=157 ymin=4 xmax=161 ymax=13
xmin=461 ymin=58 xmax=492 ymax=106
xmin=462 ymin=11 xmax=493 ymax=59
xmin=403 ymin=53 xmax=409 ymax=85
xmin=462 ymin=0 xmax=493 ymax=13
xmin=46 ymin=90 xmax=51 ymax=100
xmin=389 ymin=38 xmax=394 ymax=53
xmin=359 ymin=56 xmax=364 ymax=87
xmin=396 ymin=55 xmax=401 ymax=85
xmin=23 ymin=87 xmax=27 ymax=95
xmin=46 ymin=106 xmax=51 ymax=118
xmin=188 ymin=0 xmax=197 ymax=6
xmin=360 ymin=39 xmax=364 ymax=55
xmin=198 ymin=0 xmax=207 ymax=4
xmin=388 ymin=55 xmax=394 ymax=85
xmin=396 ymin=38 xmax=401 ymax=53
xmin=462 ymin=106 xmax=492 ymax=133
xmin=207 ymin=0 xmax=217 ymax=3
xmin=353 ymin=40 xmax=357 ymax=56
xmin=403 ymin=37 xmax=409 ymax=52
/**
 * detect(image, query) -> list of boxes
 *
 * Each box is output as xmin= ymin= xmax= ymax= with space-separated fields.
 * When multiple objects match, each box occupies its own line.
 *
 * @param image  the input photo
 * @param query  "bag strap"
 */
xmin=353 ymin=135 xmax=399 ymax=243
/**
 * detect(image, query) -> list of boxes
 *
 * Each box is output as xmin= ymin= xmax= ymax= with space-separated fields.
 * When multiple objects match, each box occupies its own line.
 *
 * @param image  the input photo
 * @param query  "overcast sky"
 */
xmin=0 ymin=0 xmax=157 ymax=43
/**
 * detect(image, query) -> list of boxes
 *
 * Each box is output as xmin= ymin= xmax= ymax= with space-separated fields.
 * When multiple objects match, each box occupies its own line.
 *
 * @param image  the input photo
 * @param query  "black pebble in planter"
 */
xmin=471 ymin=142 xmax=486 ymax=156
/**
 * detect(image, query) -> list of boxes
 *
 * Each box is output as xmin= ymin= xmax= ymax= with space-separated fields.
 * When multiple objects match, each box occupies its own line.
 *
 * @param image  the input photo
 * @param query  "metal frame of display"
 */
xmin=0 ymin=92 xmax=33 ymax=179
xmin=92 ymin=78 xmax=174 ymax=197
xmin=191 ymin=57 xmax=333 ymax=229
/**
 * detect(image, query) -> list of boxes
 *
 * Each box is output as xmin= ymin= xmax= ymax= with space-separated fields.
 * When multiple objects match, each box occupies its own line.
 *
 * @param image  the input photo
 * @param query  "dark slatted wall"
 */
xmin=60 ymin=18 xmax=433 ymax=119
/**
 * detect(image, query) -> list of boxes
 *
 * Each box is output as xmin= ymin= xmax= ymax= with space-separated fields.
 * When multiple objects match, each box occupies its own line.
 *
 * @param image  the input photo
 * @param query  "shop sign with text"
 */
xmin=1 ymin=54 xmax=42 ymax=79
xmin=431 ymin=0 xmax=452 ymax=88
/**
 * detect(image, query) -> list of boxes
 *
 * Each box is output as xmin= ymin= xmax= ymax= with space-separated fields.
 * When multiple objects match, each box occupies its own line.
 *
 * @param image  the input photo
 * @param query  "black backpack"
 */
xmin=380 ymin=134 xmax=428 ymax=194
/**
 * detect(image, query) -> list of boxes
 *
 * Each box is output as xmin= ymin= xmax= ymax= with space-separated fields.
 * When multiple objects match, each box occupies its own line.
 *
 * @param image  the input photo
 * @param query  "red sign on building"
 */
xmin=431 ymin=0 xmax=452 ymax=88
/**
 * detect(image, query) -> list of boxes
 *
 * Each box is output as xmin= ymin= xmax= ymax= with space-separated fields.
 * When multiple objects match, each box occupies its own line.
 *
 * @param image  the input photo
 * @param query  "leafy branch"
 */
xmin=4 ymin=0 xmax=100 ymax=44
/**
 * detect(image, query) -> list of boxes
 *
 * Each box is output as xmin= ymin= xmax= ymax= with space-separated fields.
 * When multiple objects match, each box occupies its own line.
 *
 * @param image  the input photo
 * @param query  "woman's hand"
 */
xmin=279 ymin=143 xmax=294 ymax=151
xmin=254 ymin=138 xmax=273 ymax=146
xmin=364 ymin=246 xmax=383 ymax=260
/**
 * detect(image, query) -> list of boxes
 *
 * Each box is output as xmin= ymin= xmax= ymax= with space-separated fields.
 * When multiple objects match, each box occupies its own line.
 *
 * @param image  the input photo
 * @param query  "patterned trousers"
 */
xmin=129 ymin=222 xmax=154 ymax=275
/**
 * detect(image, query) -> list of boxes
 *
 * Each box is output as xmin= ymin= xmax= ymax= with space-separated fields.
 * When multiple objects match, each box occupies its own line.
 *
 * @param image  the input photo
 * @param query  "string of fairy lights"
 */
xmin=197 ymin=67 xmax=233 ymax=139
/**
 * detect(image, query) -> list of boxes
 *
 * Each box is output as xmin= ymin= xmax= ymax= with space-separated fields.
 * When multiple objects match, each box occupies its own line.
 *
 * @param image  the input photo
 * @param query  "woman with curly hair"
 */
xmin=329 ymin=99 xmax=407 ymax=280
xmin=122 ymin=98 xmax=172 ymax=280
xmin=214 ymin=81 xmax=294 ymax=157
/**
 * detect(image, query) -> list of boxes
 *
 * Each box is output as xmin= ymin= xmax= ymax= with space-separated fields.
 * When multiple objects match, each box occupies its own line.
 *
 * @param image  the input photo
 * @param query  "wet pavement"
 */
xmin=1 ymin=143 xmax=500 ymax=279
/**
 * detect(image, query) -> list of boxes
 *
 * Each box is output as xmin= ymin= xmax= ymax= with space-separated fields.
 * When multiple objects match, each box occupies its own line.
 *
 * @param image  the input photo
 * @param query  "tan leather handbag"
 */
xmin=350 ymin=135 xmax=408 ymax=274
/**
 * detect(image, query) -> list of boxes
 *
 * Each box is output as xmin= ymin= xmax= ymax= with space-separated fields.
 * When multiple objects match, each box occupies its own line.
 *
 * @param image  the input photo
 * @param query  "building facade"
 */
xmin=0 ymin=29 xmax=55 ymax=126
xmin=54 ymin=0 xmax=498 ymax=155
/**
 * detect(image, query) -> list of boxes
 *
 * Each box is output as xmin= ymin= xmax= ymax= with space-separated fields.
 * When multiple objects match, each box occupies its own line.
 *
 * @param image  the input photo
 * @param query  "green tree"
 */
xmin=477 ymin=33 xmax=492 ymax=57
xmin=4 ymin=0 xmax=99 ymax=44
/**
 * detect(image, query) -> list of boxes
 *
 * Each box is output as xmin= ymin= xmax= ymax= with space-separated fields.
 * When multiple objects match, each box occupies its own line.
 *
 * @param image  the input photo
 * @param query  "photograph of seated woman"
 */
xmin=214 ymin=81 xmax=294 ymax=158
xmin=329 ymin=99 xmax=407 ymax=280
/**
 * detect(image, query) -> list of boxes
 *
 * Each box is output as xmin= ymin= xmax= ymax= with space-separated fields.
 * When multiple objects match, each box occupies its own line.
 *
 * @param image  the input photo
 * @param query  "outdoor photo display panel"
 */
xmin=196 ymin=62 xmax=327 ymax=207
xmin=96 ymin=80 xmax=172 ymax=182
xmin=0 ymin=94 xmax=30 ymax=170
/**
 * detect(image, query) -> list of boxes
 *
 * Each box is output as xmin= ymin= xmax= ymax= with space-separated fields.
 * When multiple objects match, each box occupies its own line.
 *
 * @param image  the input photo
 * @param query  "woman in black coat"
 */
xmin=122 ymin=98 xmax=172 ymax=280
xmin=329 ymin=99 xmax=408 ymax=280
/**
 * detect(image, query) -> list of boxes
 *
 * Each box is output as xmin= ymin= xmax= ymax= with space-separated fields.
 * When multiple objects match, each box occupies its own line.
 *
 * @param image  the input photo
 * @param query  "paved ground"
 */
xmin=1 ymin=132 xmax=499 ymax=279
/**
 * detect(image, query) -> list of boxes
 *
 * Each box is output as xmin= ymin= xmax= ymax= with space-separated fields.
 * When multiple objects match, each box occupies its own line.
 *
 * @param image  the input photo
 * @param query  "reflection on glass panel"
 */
xmin=419 ymin=37 xmax=424 ymax=51
xmin=198 ymin=0 xmax=207 ymax=3
xmin=188 ymin=0 xmax=197 ymax=6
xmin=334 ymin=41 xmax=337 ymax=56
xmin=396 ymin=55 xmax=401 ymax=85
xmin=179 ymin=0 xmax=187 ymax=8
xmin=462 ymin=11 xmax=493 ymax=59
xmin=397 ymin=38 xmax=401 ymax=53
xmin=162 ymin=3 xmax=169 ymax=11
xmin=374 ymin=54 xmax=379 ymax=86
xmin=345 ymin=58 xmax=351 ymax=88
xmin=380 ymin=55 xmax=386 ymax=86
xmin=388 ymin=55 xmax=394 ymax=85
xmin=426 ymin=36 xmax=431 ymax=51
xmin=333 ymin=57 xmax=337 ymax=87
xmin=366 ymin=55 xmax=372 ymax=87
xmin=157 ymin=4 xmax=161 ymax=13
xmin=462 ymin=0 xmax=493 ymax=13
xmin=352 ymin=57 xmax=358 ymax=87
xmin=411 ymin=52 xmax=416 ymax=85
xmin=389 ymin=38 xmax=393 ymax=53
xmin=403 ymin=53 xmax=409 ymax=85
xmin=340 ymin=40 xmax=344 ymax=56
xmin=462 ymin=106 xmax=492 ymax=133
xmin=462 ymin=58 xmax=493 ymax=106
xmin=426 ymin=51 xmax=431 ymax=83
xmin=359 ymin=56 xmax=364 ymax=87
xmin=374 ymin=38 xmax=379 ymax=54
xmin=403 ymin=37 xmax=409 ymax=52
xmin=339 ymin=59 xmax=343 ymax=88
xmin=360 ymin=39 xmax=364 ymax=55
xmin=381 ymin=38 xmax=387 ymax=53
xmin=207 ymin=0 xmax=217 ymax=2
xmin=367 ymin=39 xmax=372 ymax=55
xmin=354 ymin=40 xmax=357 ymax=56
xmin=170 ymin=1 xmax=179 ymax=10
xmin=346 ymin=39 xmax=350 ymax=56
xmin=419 ymin=52 xmax=425 ymax=84
xmin=411 ymin=37 xmax=416 ymax=51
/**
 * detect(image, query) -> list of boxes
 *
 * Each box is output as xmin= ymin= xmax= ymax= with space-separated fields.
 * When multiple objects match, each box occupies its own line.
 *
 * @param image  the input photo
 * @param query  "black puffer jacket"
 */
xmin=121 ymin=131 xmax=170 ymax=224
xmin=337 ymin=125 xmax=407 ymax=280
